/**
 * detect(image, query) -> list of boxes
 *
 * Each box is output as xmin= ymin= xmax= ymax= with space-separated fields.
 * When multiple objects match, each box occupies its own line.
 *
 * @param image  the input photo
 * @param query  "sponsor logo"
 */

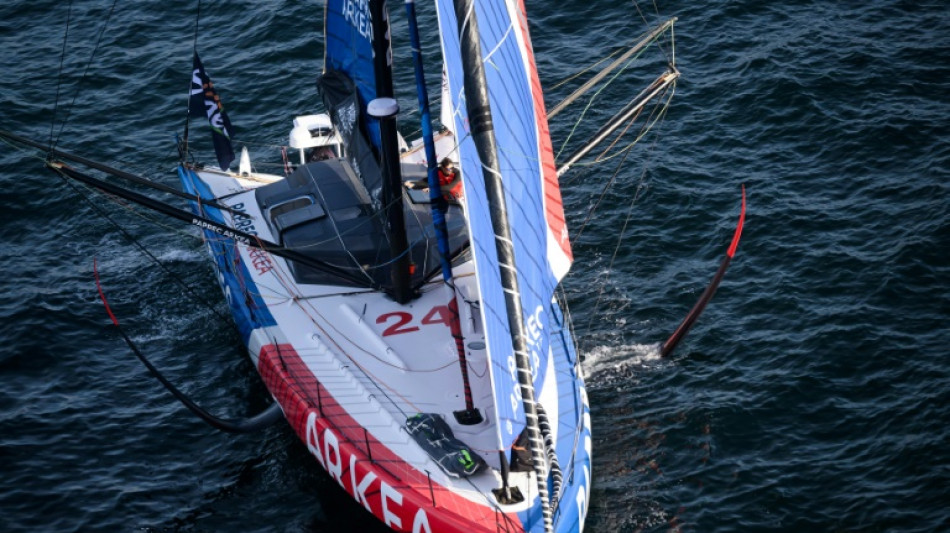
xmin=191 ymin=218 xmax=250 ymax=245
xmin=229 ymin=203 xmax=272 ymax=275
xmin=503 ymin=304 xmax=545 ymax=436
xmin=249 ymin=248 xmax=273 ymax=275
xmin=306 ymin=411 xmax=432 ymax=532
xmin=190 ymin=69 xmax=230 ymax=138
xmin=341 ymin=0 xmax=373 ymax=42
xmin=230 ymin=202 xmax=258 ymax=235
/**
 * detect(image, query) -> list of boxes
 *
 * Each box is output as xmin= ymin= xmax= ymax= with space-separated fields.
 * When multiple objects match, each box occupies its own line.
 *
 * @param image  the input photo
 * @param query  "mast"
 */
xmin=451 ymin=0 xmax=552 ymax=528
xmin=368 ymin=0 xmax=414 ymax=304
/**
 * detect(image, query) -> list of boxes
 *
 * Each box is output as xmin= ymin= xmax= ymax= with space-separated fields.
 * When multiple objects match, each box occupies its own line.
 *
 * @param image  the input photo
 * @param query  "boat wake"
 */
xmin=582 ymin=342 xmax=665 ymax=389
xmin=154 ymin=247 xmax=206 ymax=264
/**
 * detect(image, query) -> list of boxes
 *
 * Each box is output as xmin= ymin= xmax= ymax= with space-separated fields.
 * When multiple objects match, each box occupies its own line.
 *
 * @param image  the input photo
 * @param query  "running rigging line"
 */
xmin=49 ymin=0 xmax=73 ymax=150
xmin=551 ymin=19 xmax=677 ymax=170
xmin=60 ymin=173 xmax=240 ymax=332
xmin=569 ymin=89 xmax=671 ymax=343
xmin=50 ymin=0 xmax=121 ymax=152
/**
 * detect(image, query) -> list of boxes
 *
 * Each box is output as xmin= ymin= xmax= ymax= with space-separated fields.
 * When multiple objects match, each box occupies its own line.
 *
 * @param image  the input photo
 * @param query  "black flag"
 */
xmin=189 ymin=53 xmax=235 ymax=171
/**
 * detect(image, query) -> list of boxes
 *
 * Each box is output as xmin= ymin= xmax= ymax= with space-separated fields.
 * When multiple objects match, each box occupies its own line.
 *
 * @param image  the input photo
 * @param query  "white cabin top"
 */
xmin=289 ymin=114 xmax=341 ymax=150
xmin=289 ymin=114 xmax=344 ymax=165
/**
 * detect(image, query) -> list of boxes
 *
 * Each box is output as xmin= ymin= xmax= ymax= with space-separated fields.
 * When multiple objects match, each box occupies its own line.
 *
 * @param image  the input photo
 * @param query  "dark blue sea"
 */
xmin=1 ymin=0 xmax=947 ymax=531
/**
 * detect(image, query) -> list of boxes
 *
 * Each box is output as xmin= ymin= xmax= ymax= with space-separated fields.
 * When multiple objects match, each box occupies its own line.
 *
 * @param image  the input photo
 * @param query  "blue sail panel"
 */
xmin=435 ymin=0 xmax=573 ymax=452
xmin=324 ymin=0 xmax=380 ymax=148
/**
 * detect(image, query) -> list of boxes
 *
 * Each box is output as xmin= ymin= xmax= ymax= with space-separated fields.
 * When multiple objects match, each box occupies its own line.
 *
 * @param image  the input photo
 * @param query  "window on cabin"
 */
xmin=268 ymin=196 xmax=313 ymax=222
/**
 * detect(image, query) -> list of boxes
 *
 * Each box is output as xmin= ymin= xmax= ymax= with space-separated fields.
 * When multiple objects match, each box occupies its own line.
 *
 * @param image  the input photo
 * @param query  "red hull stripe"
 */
xmin=257 ymin=344 xmax=523 ymax=532
xmin=516 ymin=0 xmax=572 ymax=263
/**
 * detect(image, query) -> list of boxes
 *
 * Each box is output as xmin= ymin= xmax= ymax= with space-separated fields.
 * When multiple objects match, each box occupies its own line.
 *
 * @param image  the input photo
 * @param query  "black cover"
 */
xmin=508 ymin=427 xmax=534 ymax=472
xmin=317 ymin=69 xmax=383 ymax=208
xmin=255 ymin=159 xmax=468 ymax=289
xmin=405 ymin=413 xmax=487 ymax=478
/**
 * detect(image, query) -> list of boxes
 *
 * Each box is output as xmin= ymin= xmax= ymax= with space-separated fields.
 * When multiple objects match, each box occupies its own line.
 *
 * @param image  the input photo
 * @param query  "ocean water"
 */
xmin=1 ymin=0 xmax=948 ymax=532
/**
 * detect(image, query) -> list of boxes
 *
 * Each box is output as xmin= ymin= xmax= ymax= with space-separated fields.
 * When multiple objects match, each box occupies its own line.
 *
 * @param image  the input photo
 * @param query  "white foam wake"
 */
xmin=581 ymin=343 xmax=664 ymax=387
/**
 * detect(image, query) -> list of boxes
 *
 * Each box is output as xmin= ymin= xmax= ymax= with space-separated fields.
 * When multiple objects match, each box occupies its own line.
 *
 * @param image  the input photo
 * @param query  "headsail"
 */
xmin=435 ymin=0 xmax=573 ymax=452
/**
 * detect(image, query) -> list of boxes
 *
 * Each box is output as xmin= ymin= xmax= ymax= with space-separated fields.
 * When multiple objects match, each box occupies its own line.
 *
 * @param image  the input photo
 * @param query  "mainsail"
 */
xmin=435 ymin=0 xmax=574 ymax=452
xmin=323 ymin=0 xmax=378 ymax=148
xmin=320 ymin=0 xmax=385 ymax=199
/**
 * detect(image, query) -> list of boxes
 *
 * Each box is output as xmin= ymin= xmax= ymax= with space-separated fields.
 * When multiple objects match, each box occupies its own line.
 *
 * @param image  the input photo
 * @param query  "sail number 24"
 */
xmin=376 ymin=306 xmax=455 ymax=337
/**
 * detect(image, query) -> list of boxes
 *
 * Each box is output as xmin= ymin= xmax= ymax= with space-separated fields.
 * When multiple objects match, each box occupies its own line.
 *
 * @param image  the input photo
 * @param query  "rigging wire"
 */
xmin=548 ymin=45 xmax=627 ymax=94
xmin=634 ymin=0 xmax=674 ymax=64
xmin=553 ymin=44 xmax=653 ymax=163
xmin=300 ymin=164 xmax=377 ymax=285
xmin=0 ymin=136 xmax=248 ymax=332
xmin=52 ymin=170 xmax=242 ymax=335
xmin=581 ymin=85 xmax=674 ymax=170
xmin=547 ymin=3 xmax=676 ymax=176
xmin=51 ymin=0 xmax=121 ymax=151
xmin=580 ymin=100 xmax=671 ymax=341
xmin=191 ymin=0 xmax=202 ymax=55
xmin=38 ymin=153 xmax=297 ymax=332
xmin=49 ymin=0 xmax=73 ymax=151
xmin=183 ymin=0 xmax=202 ymax=153
xmin=563 ymin=79 xmax=674 ymax=190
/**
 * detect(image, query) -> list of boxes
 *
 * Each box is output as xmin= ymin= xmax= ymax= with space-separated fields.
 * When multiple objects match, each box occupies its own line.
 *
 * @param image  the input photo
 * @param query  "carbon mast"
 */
xmin=451 ymin=0 xmax=553 ymax=529
xmin=368 ymin=0 xmax=414 ymax=304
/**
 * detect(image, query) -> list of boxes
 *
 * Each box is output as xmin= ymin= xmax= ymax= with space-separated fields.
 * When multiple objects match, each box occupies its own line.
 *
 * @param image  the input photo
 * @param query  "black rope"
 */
xmin=57 ymin=172 xmax=242 ymax=336
xmin=49 ymin=0 xmax=75 ymax=151
xmin=95 ymin=258 xmax=282 ymax=434
xmin=52 ymin=0 xmax=121 ymax=151
xmin=579 ymin=97 xmax=670 ymax=340
xmin=183 ymin=0 xmax=203 ymax=152
xmin=192 ymin=0 xmax=202 ymax=52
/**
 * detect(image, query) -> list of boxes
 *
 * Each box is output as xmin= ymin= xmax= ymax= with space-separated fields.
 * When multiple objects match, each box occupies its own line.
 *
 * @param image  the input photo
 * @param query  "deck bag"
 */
xmin=406 ymin=413 xmax=487 ymax=478
xmin=508 ymin=428 xmax=534 ymax=472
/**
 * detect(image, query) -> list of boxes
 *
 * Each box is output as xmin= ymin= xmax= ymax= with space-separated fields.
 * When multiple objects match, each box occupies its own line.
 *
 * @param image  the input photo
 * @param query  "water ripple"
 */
xmin=1 ymin=0 xmax=949 ymax=531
